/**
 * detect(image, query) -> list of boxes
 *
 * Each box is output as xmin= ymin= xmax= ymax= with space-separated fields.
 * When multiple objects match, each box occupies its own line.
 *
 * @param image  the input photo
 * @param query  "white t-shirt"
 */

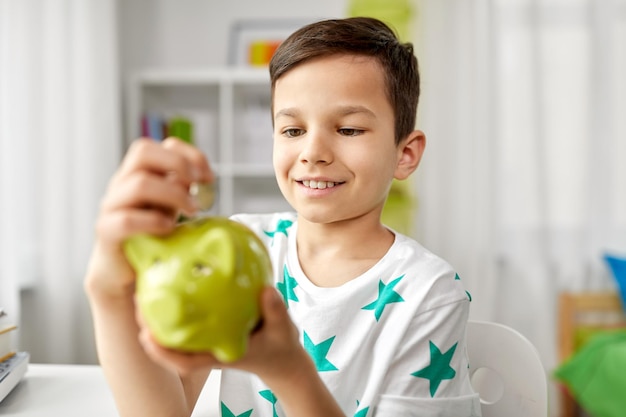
xmin=219 ymin=212 xmax=482 ymax=417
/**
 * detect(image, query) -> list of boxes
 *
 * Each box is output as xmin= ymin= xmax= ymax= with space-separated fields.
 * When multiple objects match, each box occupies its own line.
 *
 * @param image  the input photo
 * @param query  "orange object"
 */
xmin=248 ymin=40 xmax=282 ymax=67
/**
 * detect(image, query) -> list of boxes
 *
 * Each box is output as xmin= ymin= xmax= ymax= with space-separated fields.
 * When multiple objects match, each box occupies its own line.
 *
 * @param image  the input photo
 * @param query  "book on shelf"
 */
xmin=141 ymin=112 xmax=167 ymax=141
xmin=140 ymin=111 xmax=218 ymax=156
xmin=141 ymin=112 xmax=196 ymax=145
xmin=0 ymin=351 xmax=29 ymax=403
xmin=0 ymin=310 xmax=17 ymax=362
xmin=0 ymin=309 xmax=29 ymax=403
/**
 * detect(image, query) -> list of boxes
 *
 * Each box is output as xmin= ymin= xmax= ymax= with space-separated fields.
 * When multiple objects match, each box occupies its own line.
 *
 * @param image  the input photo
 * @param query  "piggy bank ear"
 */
xmin=123 ymin=234 xmax=165 ymax=272
xmin=195 ymin=225 xmax=237 ymax=278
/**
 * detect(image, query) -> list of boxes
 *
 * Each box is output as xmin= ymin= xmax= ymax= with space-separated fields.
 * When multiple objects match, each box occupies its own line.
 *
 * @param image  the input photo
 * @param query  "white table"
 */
xmin=0 ymin=363 xmax=220 ymax=416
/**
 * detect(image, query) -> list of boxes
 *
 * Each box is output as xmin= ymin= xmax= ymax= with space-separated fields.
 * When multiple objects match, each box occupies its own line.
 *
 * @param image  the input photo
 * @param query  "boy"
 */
xmin=85 ymin=17 xmax=481 ymax=417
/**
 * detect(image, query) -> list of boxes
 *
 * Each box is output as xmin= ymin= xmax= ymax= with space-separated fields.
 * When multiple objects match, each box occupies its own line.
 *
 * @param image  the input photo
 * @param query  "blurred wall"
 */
xmin=118 ymin=0 xmax=348 ymax=72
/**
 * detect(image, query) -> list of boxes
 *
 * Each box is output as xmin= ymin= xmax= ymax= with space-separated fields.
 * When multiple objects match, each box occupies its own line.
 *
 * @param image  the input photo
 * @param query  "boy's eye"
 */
xmin=282 ymin=128 xmax=305 ymax=138
xmin=338 ymin=128 xmax=363 ymax=137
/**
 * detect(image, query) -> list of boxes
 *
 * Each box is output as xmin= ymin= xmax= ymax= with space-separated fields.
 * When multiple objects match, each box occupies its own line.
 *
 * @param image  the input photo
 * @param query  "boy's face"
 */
xmin=272 ymin=54 xmax=402 ymax=225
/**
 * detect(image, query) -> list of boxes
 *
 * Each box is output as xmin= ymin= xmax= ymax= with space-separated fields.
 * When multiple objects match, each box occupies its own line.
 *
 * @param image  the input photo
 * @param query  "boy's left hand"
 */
xmin=138 ymin=286 xmax=313 ymax=385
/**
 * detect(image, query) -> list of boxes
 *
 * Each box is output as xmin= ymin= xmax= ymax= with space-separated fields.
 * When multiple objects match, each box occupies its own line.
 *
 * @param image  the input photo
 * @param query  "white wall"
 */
xmin=118 ymin=0 xmax=348 ymax=72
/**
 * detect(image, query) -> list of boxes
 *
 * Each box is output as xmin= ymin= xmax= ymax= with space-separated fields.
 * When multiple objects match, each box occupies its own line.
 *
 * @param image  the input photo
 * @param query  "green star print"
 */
xmin=276 ymin=265 xmax=299 ymax=306
xmin=220 ymin=402 xmax=253 ymax=417
xmin=259 ymin=390 xmax=279 ymax=417
xmin=303 ymin=331 xmax=338 ymax=372
xmin=455 ymin=273 xmax=473 ymax=301
xmin=362 ymin=275 xmax=405 ymax=321
xmin=411 ymin=341 xmax=458 ymax=397
xmin=354 ymin=400 xmax=369 ymax=417
xmin=264 ymin=219 xmax=293 ymax=239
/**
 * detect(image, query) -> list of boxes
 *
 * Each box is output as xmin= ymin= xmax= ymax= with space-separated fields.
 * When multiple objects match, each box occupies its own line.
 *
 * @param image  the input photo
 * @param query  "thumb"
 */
xmin=260 ymin=286 xmax=287 ymax=324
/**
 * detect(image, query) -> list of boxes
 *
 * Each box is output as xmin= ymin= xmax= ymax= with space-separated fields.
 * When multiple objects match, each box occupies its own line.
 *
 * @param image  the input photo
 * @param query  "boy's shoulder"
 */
xmin=389 ymin=231 xmax=454 ymax=273
xmin=386 ymin=232 xmax=471 ymax=308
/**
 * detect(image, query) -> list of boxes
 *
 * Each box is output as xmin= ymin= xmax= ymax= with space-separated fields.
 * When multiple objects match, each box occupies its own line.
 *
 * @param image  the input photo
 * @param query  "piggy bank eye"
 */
xmin=192 ymin=262 xmax=213 ymax=277
xmin=151 ymin=257 xmax=162 ymax=266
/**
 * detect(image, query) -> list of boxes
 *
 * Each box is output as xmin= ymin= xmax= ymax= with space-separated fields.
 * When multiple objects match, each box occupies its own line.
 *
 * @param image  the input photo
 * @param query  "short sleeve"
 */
xmin=376 ymin=394 xmax=482 ymax=417
xmin=375 ymin=300 xmax=482 ymax=416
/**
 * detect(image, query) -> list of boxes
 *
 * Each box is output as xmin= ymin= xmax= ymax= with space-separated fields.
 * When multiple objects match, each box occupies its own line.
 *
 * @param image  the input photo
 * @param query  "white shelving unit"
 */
xmin=126 ymin=68 xmax=291 ymax=216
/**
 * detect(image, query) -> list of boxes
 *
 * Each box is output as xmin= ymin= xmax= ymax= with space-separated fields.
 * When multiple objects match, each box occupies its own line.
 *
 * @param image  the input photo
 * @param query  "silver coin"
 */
xmin=189 ymin=182 xmax=215 ymax=211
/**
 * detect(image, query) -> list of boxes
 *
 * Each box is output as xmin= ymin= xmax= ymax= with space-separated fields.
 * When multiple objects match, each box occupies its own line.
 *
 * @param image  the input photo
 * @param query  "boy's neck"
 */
xmin=295 ymin=216 xmax=395 ymax=288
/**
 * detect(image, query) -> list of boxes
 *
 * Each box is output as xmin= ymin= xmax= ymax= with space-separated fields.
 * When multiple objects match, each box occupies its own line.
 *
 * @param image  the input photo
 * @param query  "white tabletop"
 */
xmin=0 ymin=363 xmax=220 ymax=417
xmin=0 ymin=364 xmax=118 ymax=416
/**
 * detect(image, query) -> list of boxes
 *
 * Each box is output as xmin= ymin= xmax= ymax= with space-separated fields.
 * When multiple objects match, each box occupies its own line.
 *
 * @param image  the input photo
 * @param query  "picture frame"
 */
xmin=227 ymin=18 xmax=323 ymax=67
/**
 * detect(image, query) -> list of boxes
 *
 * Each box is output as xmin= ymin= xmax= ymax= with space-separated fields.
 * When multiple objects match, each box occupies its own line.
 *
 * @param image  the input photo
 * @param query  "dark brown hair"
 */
xmin=269 ymin=17 xmax=420 ymax=145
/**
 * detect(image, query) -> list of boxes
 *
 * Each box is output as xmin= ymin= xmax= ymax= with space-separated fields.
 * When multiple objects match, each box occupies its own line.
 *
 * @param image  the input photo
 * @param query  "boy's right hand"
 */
xmin=85 ymin=137 xmax=213 ymax=300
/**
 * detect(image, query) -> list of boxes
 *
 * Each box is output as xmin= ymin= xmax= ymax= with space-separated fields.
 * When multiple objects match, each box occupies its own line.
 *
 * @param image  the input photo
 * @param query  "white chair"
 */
xmin=467 ymin=320 xmax=548 ymax=417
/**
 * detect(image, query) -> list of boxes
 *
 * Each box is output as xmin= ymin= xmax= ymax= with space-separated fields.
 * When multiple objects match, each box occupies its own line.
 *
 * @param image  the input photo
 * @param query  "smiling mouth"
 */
xmin=300 ymin=180 xmax=343 ymax=189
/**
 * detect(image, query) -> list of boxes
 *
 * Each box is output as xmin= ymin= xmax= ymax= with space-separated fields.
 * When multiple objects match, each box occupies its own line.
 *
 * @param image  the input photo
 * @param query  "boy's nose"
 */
xmin=299 ymin=130 xmax=333 ymax=165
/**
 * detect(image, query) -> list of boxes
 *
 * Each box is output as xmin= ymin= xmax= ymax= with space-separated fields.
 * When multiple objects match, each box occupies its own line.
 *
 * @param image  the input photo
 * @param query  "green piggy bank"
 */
xmin=123 ymin=217 xmax=272 ymax=363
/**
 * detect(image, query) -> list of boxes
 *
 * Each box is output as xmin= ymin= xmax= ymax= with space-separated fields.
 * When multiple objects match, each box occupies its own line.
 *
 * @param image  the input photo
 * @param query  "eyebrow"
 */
xmin=274 ymin=105 xmax=377 ymax=120
xmin=337 ymin=105 xmax=377 ymax=119
xmin=274 ymin=108 xmax=299 ymax=119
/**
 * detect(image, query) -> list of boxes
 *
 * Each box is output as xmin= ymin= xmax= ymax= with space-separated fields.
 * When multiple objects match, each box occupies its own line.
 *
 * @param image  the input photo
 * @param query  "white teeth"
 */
xmin=302 ymin=180 xmax=336 ymax=189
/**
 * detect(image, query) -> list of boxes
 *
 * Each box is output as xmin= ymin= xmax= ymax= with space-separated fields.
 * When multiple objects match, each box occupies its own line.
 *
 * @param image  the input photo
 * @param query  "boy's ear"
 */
xmin=394 ymin=130 xmax=426 ymax=180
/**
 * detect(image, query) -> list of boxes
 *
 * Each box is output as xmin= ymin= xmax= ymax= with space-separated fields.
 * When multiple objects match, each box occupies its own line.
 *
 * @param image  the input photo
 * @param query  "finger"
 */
xmin=134 ymin=298 xmax=147 ymax=329
xmin=121 ymin=138 xmax=202 ymax=186
xmin=260 ymin=287 xmax=288 ymax=326
xmin=162 ymin=137 xmax=214 ymax=183
xmin=139 ymin=331 xmax=219 ymax=376
xmin=96 ymin=208 xmax=176 ymax=243
xmin=104 ymin=170 xmax=198 ymax=217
